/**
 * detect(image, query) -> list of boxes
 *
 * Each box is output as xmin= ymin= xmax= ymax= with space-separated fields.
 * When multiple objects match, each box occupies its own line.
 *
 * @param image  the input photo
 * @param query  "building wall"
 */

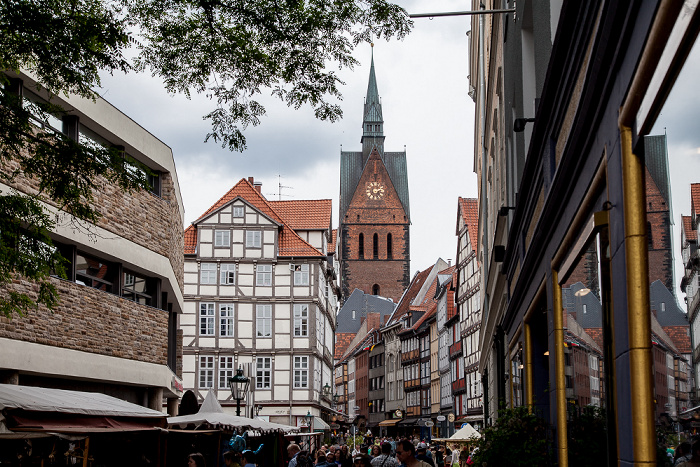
xmin=181 ymin=193 xmax=337 ymax=422
xmin=0 ymin=71 xmax=184 ymax=408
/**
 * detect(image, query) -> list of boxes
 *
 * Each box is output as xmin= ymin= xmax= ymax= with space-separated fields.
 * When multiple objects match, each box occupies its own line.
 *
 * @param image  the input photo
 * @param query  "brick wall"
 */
xmin=0 ymin=277 xmax=168 ymax=365
xmin=2 ymin=157 xmax=184 ymax=289
xmin=340 ymin=156 xmax=410 ymax=302
xmin=646 ymin=167 xmax=673 ymax=289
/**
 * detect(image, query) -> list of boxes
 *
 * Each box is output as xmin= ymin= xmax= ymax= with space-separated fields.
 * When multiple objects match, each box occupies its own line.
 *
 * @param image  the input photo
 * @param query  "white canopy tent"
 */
xmin=432 ymin=423 xmax=482 ymax=442
xmin=167 ymin=390 xmax=300 ymax=434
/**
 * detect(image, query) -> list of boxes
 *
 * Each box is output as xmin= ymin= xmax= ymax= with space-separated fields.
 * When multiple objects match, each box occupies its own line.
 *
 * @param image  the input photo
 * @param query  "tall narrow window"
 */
xmin=200 ymin=303 xmax=215 ymax=335
xmin=387 ymin=233 xmax=393 ymax=259
xmin=256 ymin=304 xmax=272 ymax=337
xmin=220 ymin=304 xmax=235 ymax=336
xmin=359 ymin=233 xmax=364 ymax=259
xmin=373 ymin=233 xmax=379 ymax=259
xmin=294 ymin=304 xmax=309 ymax=336
xmin=256 ymin=357 xmax=272 ymax=389
xmin=294 ymin=356 xmax=309 ymax=388
xmin=199 ymin=356 xmax=214 ymax=388
xmin=372 ymin=284 xmax=380 ymax=295
xmin=219 ymin=356 xmax=234 ymax=389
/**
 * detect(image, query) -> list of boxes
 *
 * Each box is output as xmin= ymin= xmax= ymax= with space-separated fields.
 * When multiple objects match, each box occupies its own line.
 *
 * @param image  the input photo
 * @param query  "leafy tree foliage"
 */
xmin=127 ymin=0 xmax=412 ymax=151
xmin=0 ymin=0 xmax=411 ymax=317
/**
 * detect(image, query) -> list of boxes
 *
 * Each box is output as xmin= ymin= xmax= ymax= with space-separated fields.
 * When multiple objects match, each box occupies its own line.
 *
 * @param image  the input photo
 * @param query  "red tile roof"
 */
xmin=329 ymin=229 xmax=337 ymax=254
xmin=458 ymin=197 xmax=479 ymax=250
xmin=390 ymin=268 xmax=432 ymax=325
xmin=683 ymin=215 xmax=697 ymax=242
xmin=185 ymin=178 xmax=323 ymax=258
xmin=692 ymin=184 xmax=700 ymax=216
xmin=269 ymin=200 xmax=332 ymax=230
xmin=184 ymin=225 xmax=197 ymax=255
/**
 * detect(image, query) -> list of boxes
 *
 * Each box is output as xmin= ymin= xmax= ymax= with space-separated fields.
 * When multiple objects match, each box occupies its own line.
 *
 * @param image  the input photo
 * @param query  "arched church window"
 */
xmin=387 ymin=233 xmax=393 ymax=259
xmin=373 ymin=233 xmax=379 ymax=259
xmin=359 ymin=233 xmax=364 ymax=259
xmin=372 ymin=284 xmax=380 ymax=295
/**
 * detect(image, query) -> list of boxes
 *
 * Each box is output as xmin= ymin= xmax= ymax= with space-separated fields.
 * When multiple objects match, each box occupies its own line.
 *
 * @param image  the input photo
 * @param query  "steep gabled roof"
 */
xmin=387 ymin=267 xmax=432 ymax=326
xmin=184 ymin=178 xmax=323 ymax=258
xmin=268 ymin=199 xmax=332 ymax=231
xmin=682 ymin=215 xmax=696 ymax=242
xmin=458 ymin=197 xmax=479 ymax=250
xmin=692 ymin=184 xmax=700 ymax=217
xmin=329 ymin=229 xmax=338 ymax=254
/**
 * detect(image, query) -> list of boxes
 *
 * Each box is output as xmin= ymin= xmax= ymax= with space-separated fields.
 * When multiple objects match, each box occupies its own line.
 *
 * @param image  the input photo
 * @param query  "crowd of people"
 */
xmin=186 ymin=434 xmax=478 ymax=467
xmin=285 ymin=436 xmax=475 ymax=467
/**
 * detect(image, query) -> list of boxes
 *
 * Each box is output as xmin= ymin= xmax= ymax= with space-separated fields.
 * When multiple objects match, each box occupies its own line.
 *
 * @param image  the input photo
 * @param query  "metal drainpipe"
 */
xmin=479 ymin=3 xmax=489 ymax=284
xmin=552 ymin=270 xmax=568 ymax=467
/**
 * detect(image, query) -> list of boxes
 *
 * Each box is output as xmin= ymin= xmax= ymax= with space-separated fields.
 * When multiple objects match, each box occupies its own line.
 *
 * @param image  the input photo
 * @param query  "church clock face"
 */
xmin=366 ymin=181 xmax=385 ymax=200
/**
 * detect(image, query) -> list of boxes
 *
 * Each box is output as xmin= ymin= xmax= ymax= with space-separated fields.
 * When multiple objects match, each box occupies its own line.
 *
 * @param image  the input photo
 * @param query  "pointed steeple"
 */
xmin=361 ymin=45 xmax=385 ymax=164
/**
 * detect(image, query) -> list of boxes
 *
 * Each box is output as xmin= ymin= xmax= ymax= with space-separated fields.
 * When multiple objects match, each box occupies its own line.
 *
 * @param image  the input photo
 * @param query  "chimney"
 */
xmin=248 ymin=176 xmax=254 ymax=184
xmin=254 ymin=181 xmax=262 ymax=193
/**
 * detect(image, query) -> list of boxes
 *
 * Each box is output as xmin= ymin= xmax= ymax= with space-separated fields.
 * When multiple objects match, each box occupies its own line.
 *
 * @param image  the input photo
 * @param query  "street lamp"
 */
xmin=332 ymin=393 xmax=339 ymax=409
xmin=305 ymin=410 xmax=313 ymax=432
xmin=255 ymin=404 xmax=263 ymax=416
xmin=228 ymin=367 xmax=250 ymax=417
xmin=323 ymin=383 xmax=332 ymax=398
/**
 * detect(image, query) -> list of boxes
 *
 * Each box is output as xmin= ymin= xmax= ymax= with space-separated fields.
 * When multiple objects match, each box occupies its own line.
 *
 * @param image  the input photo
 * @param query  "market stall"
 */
xmin=0 ymin=383 xmax=168 ymax=466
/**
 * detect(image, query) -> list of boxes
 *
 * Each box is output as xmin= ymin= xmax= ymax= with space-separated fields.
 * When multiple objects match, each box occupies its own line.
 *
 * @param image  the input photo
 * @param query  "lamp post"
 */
xmin=305 ymin=410 xmax=313 ymax=432
xmin=255 ymin=404 xmax=263 ymax=416
xmin=332 ymin=393 xmax=339 ymax=410
xmin=323 ymin=383 xmax=332 ymax=399
xmin=228 ymin=367 xmax=250 ymax=417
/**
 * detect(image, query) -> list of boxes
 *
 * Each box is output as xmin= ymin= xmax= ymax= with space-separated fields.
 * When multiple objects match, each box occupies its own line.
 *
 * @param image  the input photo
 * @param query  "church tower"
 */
xmin=338 ymin=50 xmax=410 ymax=303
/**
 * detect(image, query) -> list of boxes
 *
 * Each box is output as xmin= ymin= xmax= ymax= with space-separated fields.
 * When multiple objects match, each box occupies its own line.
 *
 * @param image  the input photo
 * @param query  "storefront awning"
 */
xmin=313 ymin=417 xmax=330 ymax=431
xmin=377 ymin=419 xmax=400 ymax=427
xmin=397 ymin=417 xmax=419 ymax=426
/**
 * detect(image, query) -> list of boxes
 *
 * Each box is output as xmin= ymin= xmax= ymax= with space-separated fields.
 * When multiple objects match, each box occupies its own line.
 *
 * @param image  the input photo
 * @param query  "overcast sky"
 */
xmin=97 ymin=1 xmax=700 ymax=303
xmin=98 ymin=0 xmax=476 ymax=278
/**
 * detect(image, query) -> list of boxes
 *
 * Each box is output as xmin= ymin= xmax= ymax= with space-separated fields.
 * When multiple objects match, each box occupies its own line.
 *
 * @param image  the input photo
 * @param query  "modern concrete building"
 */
xmin=0 ymin=70 xmax=185 ymax=413
xmin=181 ymin=178 xmax=339 ymax=425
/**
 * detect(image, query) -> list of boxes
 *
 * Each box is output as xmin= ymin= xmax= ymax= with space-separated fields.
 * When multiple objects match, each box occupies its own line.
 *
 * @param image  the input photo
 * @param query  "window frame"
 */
xmin=293 ymin=264 xmax=310 ymax=285
xmin=220 ymin=263 xmax=236 ymax=285
xmin=215 ymin=230 xmax=231 ymax=247
xmin=200 ymin=302 xmax=215 ymax=335
xmin=219 ymin=356 xmax=235 ymax=389
xmin=294 ymin=356 xmax=309 ymax=388
xmin=220 ymin=304 xmax=235 ymax=337
xmin=200 ymin=263 xmax=217 ymax=284
xmin=256 ymin=304 xmax=272 ymax=337
xmin=256 ymin=264 xmax=272 ymax=286
xmin=246 ymin=230 xmax=261 ymax=248
xmin=256 ymin=357 xmax=272 ymax=389
xmin=293 ymin=304 xmax=309 ymax=337
xmin=199 ymin=355 xmax=215 ymax=388
xmin=233 ymin=206 xmax=244 ymax=218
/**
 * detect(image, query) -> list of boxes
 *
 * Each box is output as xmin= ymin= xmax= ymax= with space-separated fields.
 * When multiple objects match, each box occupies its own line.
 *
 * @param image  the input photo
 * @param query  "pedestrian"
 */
xmin=315 ymin=452 xmax=331 ymax=467
xmin=188 ymin=453 xmax=206 ymax=467
xmin=395 ymin=440 xmax=431 ymax=467
xmin=288 ymin=444 xmax=302 ymax=467
xmin=224 ymin=451 xmax=241 ymax=467
xmin=370 ymin=443 xmax=400 ymax=467
xmin=415 ymin=444 xmax=435 ymax=467
xmin=370 ymin=445 xmax=382 ymax=458
xmin=242 ymin=451 xmax=257 ymax=467
xmin=353 ymin=454 xmax=373 ymax=467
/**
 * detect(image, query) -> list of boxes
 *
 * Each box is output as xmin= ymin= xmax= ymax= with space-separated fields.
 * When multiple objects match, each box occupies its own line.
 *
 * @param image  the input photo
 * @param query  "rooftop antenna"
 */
xmin=275 ymin=174 xmax=293 ymax=201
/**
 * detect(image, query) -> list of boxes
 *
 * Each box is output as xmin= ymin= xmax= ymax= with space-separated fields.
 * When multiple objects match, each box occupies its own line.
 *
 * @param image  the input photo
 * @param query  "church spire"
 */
xmin=361 ymin=45 xmax=385 ymax=163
